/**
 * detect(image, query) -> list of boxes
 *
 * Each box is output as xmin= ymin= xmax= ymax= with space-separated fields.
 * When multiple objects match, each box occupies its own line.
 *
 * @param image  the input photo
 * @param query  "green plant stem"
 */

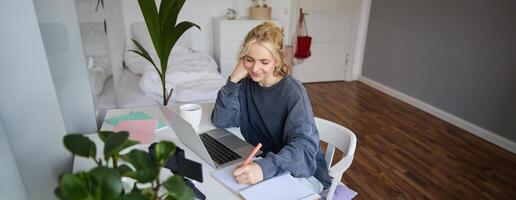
xmin=112 ymin=155 xmax=118 ymax=168
xmin=93 ymin=158 xmax=102 ymax=166
xmin=161 ymin=75 xmax=167 ymax=105
xmin=153 ymin=168 xmax=161 ymax=199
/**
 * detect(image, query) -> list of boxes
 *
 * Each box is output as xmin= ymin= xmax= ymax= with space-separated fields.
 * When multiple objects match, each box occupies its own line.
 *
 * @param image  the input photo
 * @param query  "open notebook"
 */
xmin=212 ymin=162 xmax=320 ymax=200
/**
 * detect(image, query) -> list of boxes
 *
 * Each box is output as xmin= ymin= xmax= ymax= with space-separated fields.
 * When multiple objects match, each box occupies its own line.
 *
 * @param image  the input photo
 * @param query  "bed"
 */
xmin=113 ymin=22 xmax=225 ymax=108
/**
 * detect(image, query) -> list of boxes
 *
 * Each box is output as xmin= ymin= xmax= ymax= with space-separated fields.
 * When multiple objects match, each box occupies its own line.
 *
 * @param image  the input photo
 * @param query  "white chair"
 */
xmin=315 ymin=117 xmax=357 ymax=200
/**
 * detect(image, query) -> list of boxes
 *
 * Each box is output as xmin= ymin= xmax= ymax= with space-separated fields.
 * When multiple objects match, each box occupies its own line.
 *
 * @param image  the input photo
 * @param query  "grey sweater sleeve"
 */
xmin=211 ymin=79 xmax=241 ymax=128
xmin=256 ymin=89 xmax=319 ymax=179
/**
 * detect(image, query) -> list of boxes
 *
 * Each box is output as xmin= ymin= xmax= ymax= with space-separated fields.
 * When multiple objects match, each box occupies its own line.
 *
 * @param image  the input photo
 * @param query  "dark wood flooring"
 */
xmin=304 ymin=81 xmax=516 ymax=200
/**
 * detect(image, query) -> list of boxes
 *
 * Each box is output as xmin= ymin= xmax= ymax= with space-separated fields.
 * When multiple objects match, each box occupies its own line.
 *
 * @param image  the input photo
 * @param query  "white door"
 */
xmin=292 ymin=0 xmax=355 ymax=82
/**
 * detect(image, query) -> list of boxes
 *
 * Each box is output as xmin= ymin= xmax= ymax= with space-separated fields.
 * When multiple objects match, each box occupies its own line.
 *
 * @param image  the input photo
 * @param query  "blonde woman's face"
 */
xmin=242 ymin=43 xmax=277 ymax=83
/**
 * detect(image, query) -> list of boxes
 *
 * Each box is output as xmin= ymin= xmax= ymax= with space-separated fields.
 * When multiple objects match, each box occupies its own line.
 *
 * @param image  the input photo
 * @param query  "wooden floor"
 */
xmin=304 ymin=81 xmax=516 ymax=200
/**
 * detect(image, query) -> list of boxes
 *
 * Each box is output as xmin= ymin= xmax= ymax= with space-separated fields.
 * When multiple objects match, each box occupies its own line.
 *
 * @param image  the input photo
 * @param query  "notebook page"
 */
xmin=211 ymin=163 xmax=251 ymax=193
xmin=238 ymin=173 xmax=317 ymax=200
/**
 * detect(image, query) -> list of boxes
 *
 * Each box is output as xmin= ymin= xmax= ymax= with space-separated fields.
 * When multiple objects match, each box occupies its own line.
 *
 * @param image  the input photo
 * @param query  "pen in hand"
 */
xmin=234 ymin=143 xmax=263 ymax=185
xmin=242 ymin=143 xmax=262 ymax=166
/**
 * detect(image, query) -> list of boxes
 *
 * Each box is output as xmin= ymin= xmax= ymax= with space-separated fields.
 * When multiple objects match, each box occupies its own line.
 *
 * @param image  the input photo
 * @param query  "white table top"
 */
xmin=73 ymin=103 xmax=241 ymax=199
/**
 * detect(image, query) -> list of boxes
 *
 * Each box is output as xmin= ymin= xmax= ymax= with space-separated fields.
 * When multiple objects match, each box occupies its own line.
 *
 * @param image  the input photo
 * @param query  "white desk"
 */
xmin=73 ymin=103 xmax=241 ymax=199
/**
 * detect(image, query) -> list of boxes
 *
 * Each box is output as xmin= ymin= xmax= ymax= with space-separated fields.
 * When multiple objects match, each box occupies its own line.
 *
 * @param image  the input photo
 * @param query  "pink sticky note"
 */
xmin=113 ymin=119 xmax=157 ymax=144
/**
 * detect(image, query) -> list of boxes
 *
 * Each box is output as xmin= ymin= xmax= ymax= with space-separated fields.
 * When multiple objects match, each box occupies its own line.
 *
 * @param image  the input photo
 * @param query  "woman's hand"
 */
xmin=229 ymin=59 xmax=248 ymax=83
xmin=233 ymin=162 xmax=264 ymax=185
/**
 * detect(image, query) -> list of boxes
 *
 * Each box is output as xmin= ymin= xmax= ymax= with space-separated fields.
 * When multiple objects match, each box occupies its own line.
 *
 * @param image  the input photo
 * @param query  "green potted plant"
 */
xmin=55 ymin=131 xmax=194 ymax=200
xmin=130 ymin=0 xmax=200 ymax=105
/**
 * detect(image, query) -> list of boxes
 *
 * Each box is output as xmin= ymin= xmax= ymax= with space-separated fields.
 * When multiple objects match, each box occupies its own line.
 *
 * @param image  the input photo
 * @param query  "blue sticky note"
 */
xmin=105 ymin=111 xmax=167 ymax=130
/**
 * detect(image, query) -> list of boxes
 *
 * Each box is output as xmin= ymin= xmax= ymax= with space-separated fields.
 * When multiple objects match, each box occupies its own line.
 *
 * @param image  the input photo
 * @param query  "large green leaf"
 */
xmin=54 ymin=187 xmax=67 ymax=200
xmin=103 ymin=131 xmax=129 ymax=158
xmin=122 ymin=139 xmax=140 ymax=150
xmin=63 ymin=134 xmax=96 ymax=159
xmin=160 ymin=0 xmax=186 ymax=37
xmin=153 ymin=141 xmax=176 ymax=165
xmin=140 ymin=187 xmax=156 ymax=199
xmin=116 ymin=164 xmax=135 ymax=179
xmin=90 ymin=167 xmax=123 ymax=200
xmin=137 ymin=0 xmax=162 ymax=58
xmin=159 ymin=0 xmax=182 ymax=28
xmin=121 ymin=149 xmax=157 ymax=183
xmin=158 ymin=21 xmax=200 ymax=80
xmin=98 ymin=131 xmax=114 ymax=143
xmin=163 ymin=175 xmax=194 ymax=200
xmin=119 ymin=193 xmax=150 ymax=200
xmin=161 ymin=21 xmax=200 ymax=71
xmin=135 ymin=0 xmax=200 ymax=106
xmin=59 ymin=174 xmax=93 ymax=200
xmin=130 ymin=39 xmax=161 ymax=77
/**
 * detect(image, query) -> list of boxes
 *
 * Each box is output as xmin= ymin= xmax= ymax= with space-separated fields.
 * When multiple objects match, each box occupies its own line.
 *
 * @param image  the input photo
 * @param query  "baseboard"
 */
xmin=358 ymin=76 xmax=516 ymax=154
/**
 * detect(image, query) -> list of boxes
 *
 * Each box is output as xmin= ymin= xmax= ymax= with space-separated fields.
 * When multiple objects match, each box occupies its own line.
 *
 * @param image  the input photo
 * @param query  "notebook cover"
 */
xmin=113 ymin=119 xmax=157 ymax=144
xmin=105 ymin=111 xmax=167 ymax=130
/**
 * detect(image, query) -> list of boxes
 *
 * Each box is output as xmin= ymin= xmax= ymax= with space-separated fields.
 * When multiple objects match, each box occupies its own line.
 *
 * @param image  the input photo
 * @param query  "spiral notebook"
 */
xmin=212 ymin=162 xmax=319 ymax=200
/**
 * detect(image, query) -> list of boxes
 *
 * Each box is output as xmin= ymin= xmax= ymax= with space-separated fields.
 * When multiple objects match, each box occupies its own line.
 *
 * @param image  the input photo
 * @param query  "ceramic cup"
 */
xmin=179 ymin=103 xmax=203 ymax=128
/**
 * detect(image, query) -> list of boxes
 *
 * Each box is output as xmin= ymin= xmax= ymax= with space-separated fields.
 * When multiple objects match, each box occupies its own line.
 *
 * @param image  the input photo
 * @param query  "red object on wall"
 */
xmin=294 ymin=8 xmax=312 ymax=59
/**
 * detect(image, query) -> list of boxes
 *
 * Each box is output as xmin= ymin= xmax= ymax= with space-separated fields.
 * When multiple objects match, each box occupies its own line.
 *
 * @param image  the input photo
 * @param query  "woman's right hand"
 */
xmin=229 ymin=59 xmax=248 ymax=83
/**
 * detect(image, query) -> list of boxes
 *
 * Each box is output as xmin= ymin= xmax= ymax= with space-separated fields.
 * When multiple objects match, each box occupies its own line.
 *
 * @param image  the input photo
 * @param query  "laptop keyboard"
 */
xmin=200 ymin=133 xmax=241 ymax=165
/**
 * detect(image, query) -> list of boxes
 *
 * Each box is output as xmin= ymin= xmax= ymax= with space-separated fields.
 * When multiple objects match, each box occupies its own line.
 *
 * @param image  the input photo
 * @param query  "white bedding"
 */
xmin=117 ymin=68 xmax=158 ymax=108
xmin=114 ymin=68 xmax=222 ymax=108
xmin=125 ymin=51 xmax=225 ymax=103
xmin=119 ymin=22 xmax=224 ymax=105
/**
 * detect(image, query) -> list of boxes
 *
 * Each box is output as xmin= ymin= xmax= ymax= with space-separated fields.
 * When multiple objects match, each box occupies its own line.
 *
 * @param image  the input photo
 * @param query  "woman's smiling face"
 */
xmin=242 ymin=42 xmax=277 ymax=83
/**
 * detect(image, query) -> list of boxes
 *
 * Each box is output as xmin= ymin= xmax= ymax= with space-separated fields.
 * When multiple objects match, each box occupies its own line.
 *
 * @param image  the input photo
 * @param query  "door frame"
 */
xmin=347 ymin=0 xmax=372 ymax=81
xmin=289 ymin=0 xmax=372 ymax=81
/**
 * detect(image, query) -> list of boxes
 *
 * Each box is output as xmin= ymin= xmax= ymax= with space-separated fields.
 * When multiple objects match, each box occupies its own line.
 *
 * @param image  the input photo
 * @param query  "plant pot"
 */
xmin=249 ymin=7 xmax=271 ymax=20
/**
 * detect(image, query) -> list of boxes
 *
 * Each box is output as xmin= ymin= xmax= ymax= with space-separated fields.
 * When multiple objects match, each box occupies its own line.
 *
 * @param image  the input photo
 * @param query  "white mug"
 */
xmin=179 ymin=103 xmax=203 ymax=128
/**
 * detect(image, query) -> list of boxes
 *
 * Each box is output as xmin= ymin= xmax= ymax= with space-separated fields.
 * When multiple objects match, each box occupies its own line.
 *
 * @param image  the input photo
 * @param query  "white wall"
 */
xmin=0 ymin=123 xmax=28 ymax=200
xmin=0 ymin=0 xmax=71 ymax=199
xmin=121 ymin=0 xmax=292 ymax=56
xmin=233 ymin=0 xmax=294 ymax=44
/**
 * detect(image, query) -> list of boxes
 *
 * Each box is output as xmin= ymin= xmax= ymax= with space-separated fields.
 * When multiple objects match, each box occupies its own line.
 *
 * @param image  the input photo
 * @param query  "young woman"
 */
xmin=211 ymin=22 xmax=332 ymax=192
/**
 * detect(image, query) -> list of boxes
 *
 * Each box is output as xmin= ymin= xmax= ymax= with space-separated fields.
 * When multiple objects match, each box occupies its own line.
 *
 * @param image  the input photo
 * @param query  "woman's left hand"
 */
xmin=233 ymin=162 xmax=264 ymax=184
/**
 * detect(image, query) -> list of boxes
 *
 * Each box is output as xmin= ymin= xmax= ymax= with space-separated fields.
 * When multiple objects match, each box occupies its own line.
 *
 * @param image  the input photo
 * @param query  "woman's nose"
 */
xmin=250 ymin=64 xmax=260 ymax=73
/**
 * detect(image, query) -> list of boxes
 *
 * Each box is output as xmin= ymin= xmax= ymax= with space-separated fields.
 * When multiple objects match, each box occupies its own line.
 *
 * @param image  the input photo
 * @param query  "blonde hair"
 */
xmin=238 ymin=21 xmax=289 ymax=76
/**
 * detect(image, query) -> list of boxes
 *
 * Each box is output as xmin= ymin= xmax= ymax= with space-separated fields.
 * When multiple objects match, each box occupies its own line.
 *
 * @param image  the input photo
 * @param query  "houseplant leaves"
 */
xmin=63 ymin=134 xmax=96 ymax=159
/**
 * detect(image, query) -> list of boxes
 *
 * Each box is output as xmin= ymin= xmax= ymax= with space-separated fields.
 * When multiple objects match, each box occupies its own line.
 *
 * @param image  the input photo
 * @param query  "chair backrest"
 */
xmin=315 ymin=117 xmax=357 ymax=178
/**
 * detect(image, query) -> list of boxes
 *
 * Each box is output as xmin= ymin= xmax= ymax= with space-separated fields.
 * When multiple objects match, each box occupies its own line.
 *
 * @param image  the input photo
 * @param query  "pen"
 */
xmin=242 ymin=143 xmax=262 ymax=165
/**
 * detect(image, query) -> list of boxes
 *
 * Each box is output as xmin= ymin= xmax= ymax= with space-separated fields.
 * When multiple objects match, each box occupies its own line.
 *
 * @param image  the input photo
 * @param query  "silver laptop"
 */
xmin=159 ymin=106 xmax=262 ymax=169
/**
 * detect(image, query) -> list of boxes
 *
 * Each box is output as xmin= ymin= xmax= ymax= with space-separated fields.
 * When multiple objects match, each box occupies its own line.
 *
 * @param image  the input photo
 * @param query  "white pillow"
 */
xmin=124 ymin=50 xmax=157 ymax=74
xmin=130 ymin=22 xmax=191 ymax=54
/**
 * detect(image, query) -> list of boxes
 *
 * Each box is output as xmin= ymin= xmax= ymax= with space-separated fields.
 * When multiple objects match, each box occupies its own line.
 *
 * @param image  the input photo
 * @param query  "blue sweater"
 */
xmin=211 ymin=75 xmax=332 ymax=189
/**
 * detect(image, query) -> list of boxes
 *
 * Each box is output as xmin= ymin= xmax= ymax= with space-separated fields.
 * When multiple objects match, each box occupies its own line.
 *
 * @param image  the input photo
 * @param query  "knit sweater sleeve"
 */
xmin=211 ymin=79 xmax=242 ymax=128
xmin=256 ymin=85 xmax=319 ymax=179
